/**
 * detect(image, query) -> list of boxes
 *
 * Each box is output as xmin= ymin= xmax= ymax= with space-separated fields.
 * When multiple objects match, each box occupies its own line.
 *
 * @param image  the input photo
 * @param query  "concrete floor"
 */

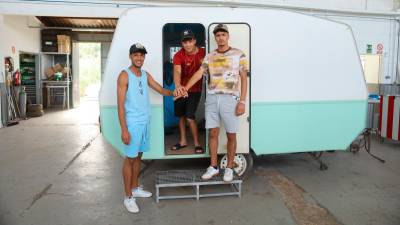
xmin=0 ymin=99 xmax=399 ymax=225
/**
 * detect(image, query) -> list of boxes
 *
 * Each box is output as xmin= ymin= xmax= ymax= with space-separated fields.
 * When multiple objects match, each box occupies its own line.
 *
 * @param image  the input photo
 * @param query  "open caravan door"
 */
xmin=208 ymin=23 xmax=252 ymax=175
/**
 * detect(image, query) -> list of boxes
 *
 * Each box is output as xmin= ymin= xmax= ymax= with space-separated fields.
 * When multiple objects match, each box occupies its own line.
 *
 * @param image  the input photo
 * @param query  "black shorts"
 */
xmin=174 ymin=92 xmax=201 ymax=120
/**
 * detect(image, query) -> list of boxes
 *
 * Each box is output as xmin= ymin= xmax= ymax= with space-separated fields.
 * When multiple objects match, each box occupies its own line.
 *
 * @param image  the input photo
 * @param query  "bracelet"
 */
xmin=239 ymin=100 xmax=246 ymax=105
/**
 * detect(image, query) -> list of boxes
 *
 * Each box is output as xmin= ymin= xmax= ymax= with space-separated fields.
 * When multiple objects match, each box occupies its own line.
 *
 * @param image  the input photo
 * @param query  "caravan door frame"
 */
xmin=207 ymin=22 xmax=252 ymax=155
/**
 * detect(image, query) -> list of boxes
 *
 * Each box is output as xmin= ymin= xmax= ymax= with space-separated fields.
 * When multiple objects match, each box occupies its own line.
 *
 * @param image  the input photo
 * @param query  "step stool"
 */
xmin=155 ymin=169 xmax=242 ymax=202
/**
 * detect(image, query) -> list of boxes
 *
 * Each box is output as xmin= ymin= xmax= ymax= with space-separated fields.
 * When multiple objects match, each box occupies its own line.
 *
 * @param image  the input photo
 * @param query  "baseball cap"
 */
xmin=181 ymin=29 xmax=195 ymax=41
xmin=129 ymin=43 xmax=147 ymax=54
xmin=213 ymin=24 xmax=229 ymax=34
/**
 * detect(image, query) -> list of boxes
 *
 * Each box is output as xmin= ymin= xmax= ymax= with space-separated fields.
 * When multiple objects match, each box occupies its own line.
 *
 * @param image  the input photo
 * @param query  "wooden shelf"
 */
xmin=40 ymin=52 xmax=70 ymax=55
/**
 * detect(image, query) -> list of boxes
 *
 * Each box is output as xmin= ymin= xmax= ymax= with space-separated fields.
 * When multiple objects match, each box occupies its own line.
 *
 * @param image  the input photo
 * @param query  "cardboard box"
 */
xmin=53 ymin=63 xmax=64 ymax=73
xmin=45 ymin=67 xmax=55 ymax=79
xmin=57 ymin=35 xmax=71 ymax=54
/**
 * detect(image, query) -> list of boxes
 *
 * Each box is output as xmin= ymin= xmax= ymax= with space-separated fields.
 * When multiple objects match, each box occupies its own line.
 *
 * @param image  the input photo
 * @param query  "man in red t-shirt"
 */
xmin=171 ymin=29 xmax=205 ymax=153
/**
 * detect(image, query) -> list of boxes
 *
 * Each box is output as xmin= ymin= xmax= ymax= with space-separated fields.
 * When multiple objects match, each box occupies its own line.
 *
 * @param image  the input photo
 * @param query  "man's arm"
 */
xmin=173 ymin=65 xmax=182 ymax=88
xmin=239 ymin=69 xmax=247 ymax=103
xmin=183 ymin=67 xmax=205 ymax=92
xmin=236 ymin=69 xmax=248 ymax=116
xmin=173 ymin=65 xmax=186 ymax=97
xmin=117 ymin=71 xmax=130 ymax=145
xmin=147 ymin=72 xmax=173 ymax=96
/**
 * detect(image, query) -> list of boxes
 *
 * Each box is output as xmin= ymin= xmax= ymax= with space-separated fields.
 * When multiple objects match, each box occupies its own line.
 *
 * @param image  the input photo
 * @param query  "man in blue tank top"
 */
xmin=117 ymin=43 xmax=173 ymax=213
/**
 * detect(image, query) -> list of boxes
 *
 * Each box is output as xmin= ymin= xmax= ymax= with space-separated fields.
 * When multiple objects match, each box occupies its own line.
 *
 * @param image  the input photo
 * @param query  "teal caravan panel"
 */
xmin=100 ymin=105 xmax=165 ymax=159
xmin=251 ymin=100 xmax=367 ymax=155
xmin=100 ymin=105 xmax=210 ymax=160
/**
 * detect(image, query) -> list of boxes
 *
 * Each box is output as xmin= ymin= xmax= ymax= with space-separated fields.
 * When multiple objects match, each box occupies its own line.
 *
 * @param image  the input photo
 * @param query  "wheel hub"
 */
xmin=220 ymin=154 xmax=248 ymax=176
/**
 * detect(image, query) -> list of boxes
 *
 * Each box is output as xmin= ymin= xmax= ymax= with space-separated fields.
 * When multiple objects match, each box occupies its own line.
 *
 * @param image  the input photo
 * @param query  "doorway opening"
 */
xmin=78 ymin=42 xmax=101 ymax=100
xmin=162 ymin=23 xmax=207 ymax=155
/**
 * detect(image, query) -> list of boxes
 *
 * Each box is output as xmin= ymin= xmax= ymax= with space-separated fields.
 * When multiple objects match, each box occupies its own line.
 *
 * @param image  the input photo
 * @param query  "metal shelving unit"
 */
xmin=20 ymin=53 xmax=40 ymax=104
xmin=40 ymin=52 xmax=71 ymax=109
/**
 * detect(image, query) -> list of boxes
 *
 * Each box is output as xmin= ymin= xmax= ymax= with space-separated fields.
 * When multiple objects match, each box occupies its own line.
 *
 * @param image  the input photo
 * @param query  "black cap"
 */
xmin=129 ymin=43 xmax=147 ymax=54
xmin=213 ymin=24 xmax=229 ymax=34
xmin=181 ymin=29 xmax=195 ymax=41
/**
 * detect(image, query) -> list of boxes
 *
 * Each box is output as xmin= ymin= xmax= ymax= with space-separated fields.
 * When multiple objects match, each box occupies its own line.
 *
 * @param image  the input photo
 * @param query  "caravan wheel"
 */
xmin=219 ymin=153 xmax=253 ymax=177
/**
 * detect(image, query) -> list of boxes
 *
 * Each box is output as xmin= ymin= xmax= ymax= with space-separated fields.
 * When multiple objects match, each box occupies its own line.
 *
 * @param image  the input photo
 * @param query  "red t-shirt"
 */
xmin=173 ymin=47 xmax=205 ymax=93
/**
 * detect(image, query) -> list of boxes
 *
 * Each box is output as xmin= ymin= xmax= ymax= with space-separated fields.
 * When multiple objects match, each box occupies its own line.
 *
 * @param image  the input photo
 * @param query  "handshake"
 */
xmin=173 ymin=85 xmax=189 ymax=100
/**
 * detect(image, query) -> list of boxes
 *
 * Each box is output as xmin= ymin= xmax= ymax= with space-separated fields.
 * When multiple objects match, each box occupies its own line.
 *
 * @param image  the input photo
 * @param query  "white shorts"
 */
xmin=205 ymin=94 xmax=239 ymax=133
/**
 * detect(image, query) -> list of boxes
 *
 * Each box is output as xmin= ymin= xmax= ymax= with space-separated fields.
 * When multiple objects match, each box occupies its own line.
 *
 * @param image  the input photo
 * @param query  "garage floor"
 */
xmin=0 ymin=99 xmax=399 ymax=225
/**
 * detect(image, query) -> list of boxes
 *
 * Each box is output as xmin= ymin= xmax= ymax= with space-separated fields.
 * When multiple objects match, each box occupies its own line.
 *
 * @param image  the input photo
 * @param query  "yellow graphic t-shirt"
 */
xmin=201 ymin=48 xmax=248 ymax=96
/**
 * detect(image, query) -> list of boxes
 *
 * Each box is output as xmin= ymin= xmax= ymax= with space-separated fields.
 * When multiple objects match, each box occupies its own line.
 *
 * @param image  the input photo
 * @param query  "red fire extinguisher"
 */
xmin=13 ymin=69 xmax=21 ymax=86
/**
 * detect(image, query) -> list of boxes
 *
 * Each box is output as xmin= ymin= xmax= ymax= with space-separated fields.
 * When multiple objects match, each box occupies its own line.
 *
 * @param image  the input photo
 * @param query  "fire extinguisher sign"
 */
xmin=377 ymin=43 xmax=384 ymax=54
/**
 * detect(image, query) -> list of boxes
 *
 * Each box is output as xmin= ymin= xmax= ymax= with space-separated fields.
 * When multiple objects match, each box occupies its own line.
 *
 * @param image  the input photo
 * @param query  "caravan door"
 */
xmin=208 ymin=23 xmax=251 ymax=154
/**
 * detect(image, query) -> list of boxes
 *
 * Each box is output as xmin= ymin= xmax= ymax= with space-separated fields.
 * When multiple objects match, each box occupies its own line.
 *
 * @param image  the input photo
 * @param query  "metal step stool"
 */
xmin=155 ymin=169 xmax=242 ymax=202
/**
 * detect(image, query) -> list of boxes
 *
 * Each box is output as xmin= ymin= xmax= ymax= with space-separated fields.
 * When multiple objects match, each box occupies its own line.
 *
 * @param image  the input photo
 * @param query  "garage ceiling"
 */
xmin=36 ymin=16 xmax=118 ymax=29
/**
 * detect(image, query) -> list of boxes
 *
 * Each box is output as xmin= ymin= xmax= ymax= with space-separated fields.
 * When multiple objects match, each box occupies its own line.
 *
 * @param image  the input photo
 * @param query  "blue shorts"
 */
xmin=124 ymin=123 xmax=150 ymax=158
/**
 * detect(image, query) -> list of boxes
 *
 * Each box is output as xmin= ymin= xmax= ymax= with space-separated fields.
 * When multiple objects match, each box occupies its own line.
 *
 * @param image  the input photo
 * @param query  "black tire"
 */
xmin=241 ymin=153 xmax=254 ymax=179
xmin=27 ymin=104 xmax=43 ymax=112
xmin=350 ymin=143 xmax=360 ymax=153
xmin=28 ymin=109 xmax=44 ymax=117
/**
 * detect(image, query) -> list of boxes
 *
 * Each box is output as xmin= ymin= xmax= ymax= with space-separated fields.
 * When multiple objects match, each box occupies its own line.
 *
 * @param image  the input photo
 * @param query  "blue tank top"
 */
xmin=124 ymin=68 xmax=151 ymax=125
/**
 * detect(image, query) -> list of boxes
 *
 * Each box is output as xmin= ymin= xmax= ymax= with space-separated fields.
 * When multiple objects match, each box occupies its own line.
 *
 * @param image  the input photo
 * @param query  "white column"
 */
xmin=0 ymin=14 xmax=5 ymax=128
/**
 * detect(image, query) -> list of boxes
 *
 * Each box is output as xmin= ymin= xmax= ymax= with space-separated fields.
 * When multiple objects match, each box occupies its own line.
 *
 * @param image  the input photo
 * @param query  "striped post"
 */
xmin=379 ymin=95 xmax=400 ymax=141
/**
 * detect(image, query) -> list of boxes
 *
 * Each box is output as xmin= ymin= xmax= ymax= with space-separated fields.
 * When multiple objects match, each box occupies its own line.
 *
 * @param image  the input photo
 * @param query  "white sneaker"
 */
xmin=223 ymin=168 xmax=234 ymax=182
xmin=201 ymin=166 xmax=219 ymax=180
xmin=124 ymin=196 xmax=139 ymax=213
xmin=132 ymin=186 xmax=152 ymax=198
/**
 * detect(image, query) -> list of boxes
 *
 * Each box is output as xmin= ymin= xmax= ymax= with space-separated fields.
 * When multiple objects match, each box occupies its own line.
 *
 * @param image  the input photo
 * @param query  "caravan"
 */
xmin=100 ymin=6 xmax=368 ymax=176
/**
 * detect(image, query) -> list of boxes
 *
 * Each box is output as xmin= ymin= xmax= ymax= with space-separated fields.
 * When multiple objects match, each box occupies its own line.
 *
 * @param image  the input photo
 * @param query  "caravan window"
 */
xmin=162 ymin=23 xmax=207 ymax=155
